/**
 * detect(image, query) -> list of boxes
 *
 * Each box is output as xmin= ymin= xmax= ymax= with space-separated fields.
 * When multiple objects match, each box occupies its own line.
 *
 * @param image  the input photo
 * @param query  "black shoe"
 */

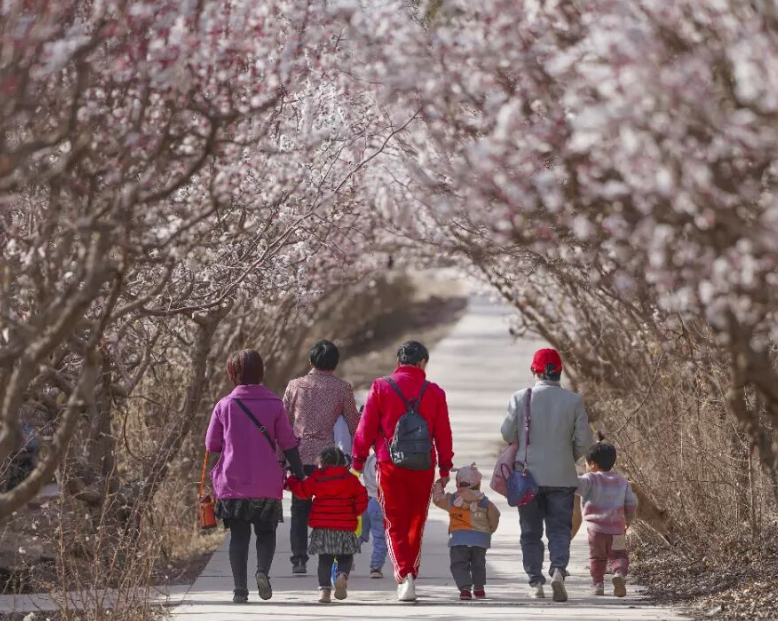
xmin=233 ymin=591 xmax=249 ymax=604
xmin=256 ymin=572 xmax=273 ymax=600
xmin=292 ymin=560 xmax=307 ymax=575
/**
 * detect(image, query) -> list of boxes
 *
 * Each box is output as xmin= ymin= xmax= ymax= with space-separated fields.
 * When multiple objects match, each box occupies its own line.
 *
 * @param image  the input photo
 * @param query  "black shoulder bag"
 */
xmin=234 ymin=398 xmax=280 ymax=455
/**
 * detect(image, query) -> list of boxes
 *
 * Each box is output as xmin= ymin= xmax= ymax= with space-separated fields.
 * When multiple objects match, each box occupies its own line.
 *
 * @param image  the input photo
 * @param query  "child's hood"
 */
xmin=314 ymin=465 xmax=357 ymax=495
xmin=453 ymin=488 xmax=486 ymax=512
xmin=456 ymin=488 xmax=484 ymax=504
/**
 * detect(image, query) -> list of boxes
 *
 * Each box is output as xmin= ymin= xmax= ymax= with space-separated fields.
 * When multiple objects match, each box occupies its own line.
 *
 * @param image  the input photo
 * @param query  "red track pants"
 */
xmin=376 ymin=461 xmax=435 ymax=583
xmin=588 ymin=530 xmax=629 ymax=584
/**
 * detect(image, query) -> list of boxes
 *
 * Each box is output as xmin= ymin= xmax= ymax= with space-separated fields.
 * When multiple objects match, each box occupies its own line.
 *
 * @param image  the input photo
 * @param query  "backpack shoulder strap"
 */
xmin=383 ymin=376 xmax=410 ymax=408
xmin=384 ymin=377 xmax=430 ymax=409
xmin=418 ymin=380 xmax=429 ymax=403
xmin=378 ymin=377 xmax=431 ymax=444
xmin=234 ymin=398 xmax=276 ymax=452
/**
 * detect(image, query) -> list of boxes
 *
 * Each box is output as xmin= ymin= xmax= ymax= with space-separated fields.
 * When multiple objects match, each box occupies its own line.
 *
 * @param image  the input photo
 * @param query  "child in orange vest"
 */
xmin=433 ymin=464 xmax=500 ymax=600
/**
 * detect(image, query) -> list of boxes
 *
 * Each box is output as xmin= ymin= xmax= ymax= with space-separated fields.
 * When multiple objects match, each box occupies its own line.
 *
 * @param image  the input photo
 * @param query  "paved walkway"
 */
xmin=170 ymin=296 xmax=686 ymax=620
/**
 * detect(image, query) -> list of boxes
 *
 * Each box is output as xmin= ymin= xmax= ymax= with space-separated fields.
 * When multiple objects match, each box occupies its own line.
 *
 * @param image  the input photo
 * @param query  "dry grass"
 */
xmin=575 ymin=334 xmax=778 ymax=618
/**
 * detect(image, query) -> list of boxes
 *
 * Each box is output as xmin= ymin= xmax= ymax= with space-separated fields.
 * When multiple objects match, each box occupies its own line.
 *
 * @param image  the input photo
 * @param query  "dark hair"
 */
xmin=318 ymin=446 xmax=348 ymax=468
xmin=227 ymin=349 xmax=264 ymax=385
xmin=586 ymin=433 xmax=617 ymax=471
xmin=397 ymin=341 xmax=429 ymax=366
xmin=539 ymin=370 xmax=562 ymax=382
xmin=309 ymin=340 xmax=340 ymax=371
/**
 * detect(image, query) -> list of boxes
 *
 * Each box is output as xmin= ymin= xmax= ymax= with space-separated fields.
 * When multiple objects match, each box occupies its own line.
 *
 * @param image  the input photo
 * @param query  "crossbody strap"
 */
xmin=234 ymin=398 xmax=276 ymax=452
xmin=523 ymin=387 xmax=533 ymax=466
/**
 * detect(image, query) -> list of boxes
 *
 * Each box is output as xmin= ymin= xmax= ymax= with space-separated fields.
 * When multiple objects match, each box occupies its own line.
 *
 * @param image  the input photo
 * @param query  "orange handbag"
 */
xmin=198 ymin=451 xmax=218 ymax=530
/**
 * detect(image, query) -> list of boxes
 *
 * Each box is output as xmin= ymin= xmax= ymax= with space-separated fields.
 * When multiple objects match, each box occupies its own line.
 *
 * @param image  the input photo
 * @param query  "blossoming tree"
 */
xmin=0 ymin=0 xmax=388 ymax=523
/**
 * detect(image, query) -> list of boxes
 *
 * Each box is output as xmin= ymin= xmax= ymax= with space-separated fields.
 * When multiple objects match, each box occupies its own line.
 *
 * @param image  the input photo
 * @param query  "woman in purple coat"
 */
xmin=206 ymin=349 xmax=304 ymax=604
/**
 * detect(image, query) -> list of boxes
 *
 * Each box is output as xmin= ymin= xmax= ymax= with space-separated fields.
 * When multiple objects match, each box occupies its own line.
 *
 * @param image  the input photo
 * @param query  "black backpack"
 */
xmin=379 ymin=377 xmax=432 ymax=471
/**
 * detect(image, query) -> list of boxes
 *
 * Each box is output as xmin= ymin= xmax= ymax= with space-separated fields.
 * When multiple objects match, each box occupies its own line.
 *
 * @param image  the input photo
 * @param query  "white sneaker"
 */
xmin=592 ymin=582 xmax=605 ymax=596
xmin=612 ymin=572 xmax=627 ymax=598
xmin=530 ymin=582 xmax=545 ymax=598
xmin=397 ymin=575 xmax=417 ymax=602
xmin=550 ymin=569 xmax=568 ymax=602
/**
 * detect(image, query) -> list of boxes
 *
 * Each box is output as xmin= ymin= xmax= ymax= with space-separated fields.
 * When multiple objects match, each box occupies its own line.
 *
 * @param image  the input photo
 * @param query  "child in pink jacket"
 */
xmin=576 ymin=436 xmax=638 ymax=597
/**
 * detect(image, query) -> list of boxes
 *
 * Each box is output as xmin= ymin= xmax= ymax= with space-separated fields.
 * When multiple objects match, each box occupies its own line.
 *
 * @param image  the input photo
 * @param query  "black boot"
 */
xmin=256 ymin=572 xmax=273 ymax=600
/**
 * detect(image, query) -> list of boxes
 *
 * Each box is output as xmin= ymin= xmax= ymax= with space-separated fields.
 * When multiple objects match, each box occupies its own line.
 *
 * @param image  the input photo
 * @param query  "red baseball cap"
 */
xmin=531 ymin=348 xmax=563 ymax=374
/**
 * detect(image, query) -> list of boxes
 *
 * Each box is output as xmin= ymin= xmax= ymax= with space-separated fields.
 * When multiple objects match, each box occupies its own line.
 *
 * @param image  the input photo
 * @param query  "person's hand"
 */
xmin=438 ymin=476 xmax=450 ymax=487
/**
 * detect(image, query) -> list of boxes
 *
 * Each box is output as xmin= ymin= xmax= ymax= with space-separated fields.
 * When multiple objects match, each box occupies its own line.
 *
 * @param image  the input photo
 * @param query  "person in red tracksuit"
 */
xmin=286 ymin=447 xmax=368 ymax=603
xmin=352 ymin=341 xmax=454 ymax=602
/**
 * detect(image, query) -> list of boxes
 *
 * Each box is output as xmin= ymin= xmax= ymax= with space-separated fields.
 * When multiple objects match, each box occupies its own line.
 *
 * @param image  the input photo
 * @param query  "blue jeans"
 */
xmin=518 ymin=486 xmax=576 ymax=585
xmin=359 ymin=497 xmax=387 ymax=570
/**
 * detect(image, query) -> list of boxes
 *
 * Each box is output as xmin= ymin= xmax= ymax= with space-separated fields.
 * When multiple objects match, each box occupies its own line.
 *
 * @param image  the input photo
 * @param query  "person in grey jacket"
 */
xmin=501 ymin=348 xmax=593 ymax=602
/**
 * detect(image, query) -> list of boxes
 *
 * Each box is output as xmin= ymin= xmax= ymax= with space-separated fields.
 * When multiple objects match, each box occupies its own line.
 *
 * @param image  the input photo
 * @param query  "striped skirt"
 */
xmin=308 ymin=528 xmax=362 ymax=556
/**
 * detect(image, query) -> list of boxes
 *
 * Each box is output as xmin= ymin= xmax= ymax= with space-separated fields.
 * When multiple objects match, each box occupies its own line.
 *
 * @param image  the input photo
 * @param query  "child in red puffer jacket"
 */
xmin=287 ymin=447 xmax=368 ymax=603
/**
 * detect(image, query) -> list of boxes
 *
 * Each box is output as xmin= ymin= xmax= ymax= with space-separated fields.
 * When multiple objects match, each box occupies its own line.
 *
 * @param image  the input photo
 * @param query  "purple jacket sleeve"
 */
xmin=274 ymin=403 xmax=299 ymax=452
xmin=576 ymin=474 xmax=593 ymax=498
xmin=205 ymin=403 xmax=223 ymax=452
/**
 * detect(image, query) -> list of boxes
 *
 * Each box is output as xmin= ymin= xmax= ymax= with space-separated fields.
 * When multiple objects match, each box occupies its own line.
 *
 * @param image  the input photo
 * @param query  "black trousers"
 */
xmin=450 ymin=545 xmax=487 ymax=591
xmin=290 ymin=464 xmax=317 ymax=565
xmin=228 ymin=519 xmax=277 ymax=596
xmin=317 ymin=554 xmax=353 ymax=589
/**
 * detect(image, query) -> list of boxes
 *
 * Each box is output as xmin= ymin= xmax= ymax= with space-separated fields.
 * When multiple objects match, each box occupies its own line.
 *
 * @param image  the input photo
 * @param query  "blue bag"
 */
xmin=506 ymin=387 xmax=538 ymax=507
xmin=505 ymin=464 xmax=539 ymax=508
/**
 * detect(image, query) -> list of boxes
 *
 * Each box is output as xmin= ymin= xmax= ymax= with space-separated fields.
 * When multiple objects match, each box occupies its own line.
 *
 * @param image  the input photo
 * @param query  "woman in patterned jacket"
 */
xmin=283 ymin=340 xmax=361 ymax=574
